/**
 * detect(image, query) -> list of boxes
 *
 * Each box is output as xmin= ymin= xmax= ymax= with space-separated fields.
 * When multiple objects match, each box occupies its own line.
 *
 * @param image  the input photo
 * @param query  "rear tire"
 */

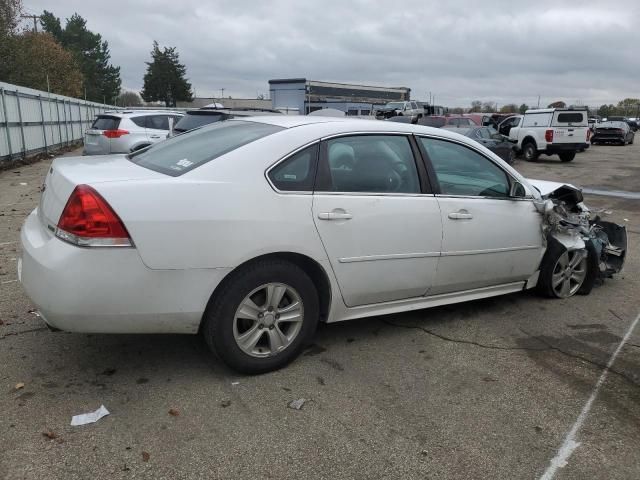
xmin=559 ymin=152 xmax=576 ymax=162
xmin=202 ymin=259 xmax=319 ymax=374
xmin=522 ymin=142 xmax=538 ymax=162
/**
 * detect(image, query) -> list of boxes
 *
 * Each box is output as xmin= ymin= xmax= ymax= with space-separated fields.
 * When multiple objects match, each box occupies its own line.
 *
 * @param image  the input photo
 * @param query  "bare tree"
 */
xmin=116 ymin=90 xmax=143 ymax=107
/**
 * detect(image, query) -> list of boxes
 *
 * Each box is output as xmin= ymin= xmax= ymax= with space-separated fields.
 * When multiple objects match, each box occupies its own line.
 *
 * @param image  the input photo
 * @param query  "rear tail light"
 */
xmin=102 ymin=129 xmax=129 ymax=138
xmin=545 ymin=129 xmax=554 ymax=143
xmin=56 ymin=185 xmax=133 ymax=247
xmin=616 ymin=129 xmax=625 ymax=134
xmin=586 ymin=129 xmax=591 ymax=141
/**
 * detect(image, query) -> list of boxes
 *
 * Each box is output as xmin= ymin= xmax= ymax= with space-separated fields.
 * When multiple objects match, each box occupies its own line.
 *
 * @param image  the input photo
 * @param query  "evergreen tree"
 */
xmin=141 ymin=41 xmax=193 ymax=107
xmin=40 ymin=11 xmax=121 ymax=103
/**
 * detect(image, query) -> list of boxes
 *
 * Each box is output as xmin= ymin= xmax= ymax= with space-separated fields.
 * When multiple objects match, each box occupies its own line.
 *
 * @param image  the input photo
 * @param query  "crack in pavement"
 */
xmin=380 ymin=319 xmax=640 ymax=388
xmin=380 ymin=319 xmax=548 ymax=351
xmin=0 ymin=326 xmax=48 ymax=340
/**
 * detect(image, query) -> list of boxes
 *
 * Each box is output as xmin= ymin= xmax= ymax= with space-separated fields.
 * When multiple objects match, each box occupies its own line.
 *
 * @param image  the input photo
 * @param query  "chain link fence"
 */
xmin=0 ymin=81 xmax=115 ymax=165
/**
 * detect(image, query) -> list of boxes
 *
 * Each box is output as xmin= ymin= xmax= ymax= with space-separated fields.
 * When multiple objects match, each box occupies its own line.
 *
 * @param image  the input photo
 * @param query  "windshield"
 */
xmin=128 ymin=120 xmax=284 ymax=176
xmin=386 ymin=102 xmax=404 ymax=109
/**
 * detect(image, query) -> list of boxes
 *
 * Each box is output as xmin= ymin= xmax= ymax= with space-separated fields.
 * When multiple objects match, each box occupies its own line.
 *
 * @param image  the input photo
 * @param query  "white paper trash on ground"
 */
xmin=70 ymin=405 xmax=110 ymax=426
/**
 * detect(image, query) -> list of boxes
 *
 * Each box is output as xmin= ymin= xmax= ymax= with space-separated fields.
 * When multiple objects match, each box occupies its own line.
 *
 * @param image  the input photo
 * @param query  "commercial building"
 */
xmin=177 ymin=97 xmax=273 ymax=110
xmin=269 ymin=78 xmax=411 ymax=115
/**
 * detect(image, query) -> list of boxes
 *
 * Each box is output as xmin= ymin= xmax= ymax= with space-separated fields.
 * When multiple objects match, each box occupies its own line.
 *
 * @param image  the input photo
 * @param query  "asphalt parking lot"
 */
xmin=1 ymin=143 xmax=639 ymax=479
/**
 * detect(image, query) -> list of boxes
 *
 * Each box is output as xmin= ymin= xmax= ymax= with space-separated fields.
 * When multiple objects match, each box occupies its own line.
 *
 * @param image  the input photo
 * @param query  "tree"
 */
xmin=40 ymin=11 xmax=121 ymax=103
xmin=547 ymin=100 xmax=566 ymax=108
xmin=482 ymin=101 xmax=495 ymax=113
xmin=518 ymin=103 xmax=529 ymax=114
xmin=470 ymin=100 xmax=482 ymax=113
xmin=0 ymin=0 xmax=22 ymax=81
xmin=141 ymin=41 xmax=193 ymax=107
xmin=4 ymin=32 xmax=83 ymax=96
xmin=116 ymin=90 xmax=143 ymax=107
xmin=450 ymin=107 xmax=464 ymax=114
xmin=499 ymin=104 xmax=518 ymax=114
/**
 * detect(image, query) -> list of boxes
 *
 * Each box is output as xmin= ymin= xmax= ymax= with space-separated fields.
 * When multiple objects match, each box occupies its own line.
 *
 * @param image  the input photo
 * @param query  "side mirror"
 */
xmin=510 ymin=181 xmax=527 ymax=198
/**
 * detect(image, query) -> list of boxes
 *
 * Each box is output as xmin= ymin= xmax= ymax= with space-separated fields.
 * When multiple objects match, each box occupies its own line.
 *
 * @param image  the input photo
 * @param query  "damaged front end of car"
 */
xmin=528 ymin=179 xmax=627 ymax=294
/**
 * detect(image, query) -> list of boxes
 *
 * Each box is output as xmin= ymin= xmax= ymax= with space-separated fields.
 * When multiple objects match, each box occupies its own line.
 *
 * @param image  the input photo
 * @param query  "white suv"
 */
xmin=508 ymin=108 xmax=590 ymax=162
xmin=83 ymin=111 xmax=184 ymax=155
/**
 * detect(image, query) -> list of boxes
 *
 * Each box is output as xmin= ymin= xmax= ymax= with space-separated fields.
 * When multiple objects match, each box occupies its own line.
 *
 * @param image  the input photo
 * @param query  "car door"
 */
xmin=312 ymin=134 xmax=442 ymax=307
xmin=416 ymin=136 xmax=544 ymax=295
xmin=145 ymin=114 xmax=171 ymax=143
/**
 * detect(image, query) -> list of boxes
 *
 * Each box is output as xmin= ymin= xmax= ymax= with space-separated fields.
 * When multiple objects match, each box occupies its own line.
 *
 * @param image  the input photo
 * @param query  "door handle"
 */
xmin=448 ymin=210 xmax=473 ymax=220
xmin=150 ymin=135 xmax=161 ymax=139
xmin=318 ymin=211 xmax=353 ymax=221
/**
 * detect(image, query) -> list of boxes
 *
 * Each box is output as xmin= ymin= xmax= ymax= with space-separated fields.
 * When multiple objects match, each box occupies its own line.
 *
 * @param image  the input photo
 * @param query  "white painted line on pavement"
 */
xmin=1 ymin=279 xmax=18 ymax=284
xmin=538 ymin=311 xmax=640 ymax=480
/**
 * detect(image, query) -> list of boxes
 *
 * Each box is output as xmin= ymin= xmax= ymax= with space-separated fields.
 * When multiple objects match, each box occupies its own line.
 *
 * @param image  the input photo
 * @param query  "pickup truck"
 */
xmin=375 ymin=101 xmax=422 ymax=123
xmin=507 ymin=108 xmax=590 ymax=162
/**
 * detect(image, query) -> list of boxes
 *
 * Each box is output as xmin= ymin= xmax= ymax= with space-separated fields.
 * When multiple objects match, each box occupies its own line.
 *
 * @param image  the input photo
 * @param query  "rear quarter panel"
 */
xmin=94 ymin=127 xmax=335 ymax=270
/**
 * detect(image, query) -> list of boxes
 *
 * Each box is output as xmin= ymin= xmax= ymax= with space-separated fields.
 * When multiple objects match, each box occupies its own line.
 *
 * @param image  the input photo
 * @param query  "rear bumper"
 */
xmin=544 ymin=143 xmax=584 ymax=154
xmin=592 ymin=134 xmax=624 ymax=143
xmin=19 ymin=209 xmax=231 ymax=334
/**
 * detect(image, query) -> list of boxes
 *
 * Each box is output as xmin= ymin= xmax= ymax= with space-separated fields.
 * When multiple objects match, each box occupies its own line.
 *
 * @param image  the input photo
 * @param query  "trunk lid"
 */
xmin=39 ymin=154 xmax=165 ymax=231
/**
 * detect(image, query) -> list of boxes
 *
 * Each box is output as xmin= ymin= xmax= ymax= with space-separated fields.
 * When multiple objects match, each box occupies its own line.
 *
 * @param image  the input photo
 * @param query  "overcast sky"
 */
xmin=22 ymin=0 xmax=640 ymax=107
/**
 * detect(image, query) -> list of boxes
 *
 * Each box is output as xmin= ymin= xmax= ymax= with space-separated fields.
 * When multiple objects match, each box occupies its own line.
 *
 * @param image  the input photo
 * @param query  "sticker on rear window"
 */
xmin=176 ymin=159 xmax=194 ymax=167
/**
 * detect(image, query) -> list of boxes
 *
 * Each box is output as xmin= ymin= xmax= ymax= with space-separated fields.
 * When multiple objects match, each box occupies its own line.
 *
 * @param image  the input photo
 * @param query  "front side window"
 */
xmin=318 ymin=135 xmax=420 ymax=194
xmin=268 ymin=144 xmax=318 ymax=192
xmin=129 ymin=120 xmax=283 ymax=176
xmin=419 ymin=138 xmax=510 ymax=198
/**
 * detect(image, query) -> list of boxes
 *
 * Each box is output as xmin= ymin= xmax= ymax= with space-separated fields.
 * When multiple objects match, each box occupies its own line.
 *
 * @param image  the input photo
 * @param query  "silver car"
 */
xmin=83 ymin=111 xmax=184 ymax=155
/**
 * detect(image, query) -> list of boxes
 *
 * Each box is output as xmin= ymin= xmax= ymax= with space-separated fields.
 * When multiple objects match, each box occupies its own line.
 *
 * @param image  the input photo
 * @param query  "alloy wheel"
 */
xmin=551 ymin=250 xmax=587 ymax=298
xmin=233 ymin=283 xmax=304 ymax=357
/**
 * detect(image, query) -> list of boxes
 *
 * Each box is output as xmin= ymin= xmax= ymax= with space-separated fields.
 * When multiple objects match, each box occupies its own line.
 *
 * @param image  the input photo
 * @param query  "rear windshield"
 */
xmin=128 ymin=120 xmax=284 ymax=176
xmin=555 ymin=112 xmax=586 ymax=124
xmin=174 ymin=112 xmax=226 ymax=132
xmin=91 ymin=115 xmax=120 ymax=130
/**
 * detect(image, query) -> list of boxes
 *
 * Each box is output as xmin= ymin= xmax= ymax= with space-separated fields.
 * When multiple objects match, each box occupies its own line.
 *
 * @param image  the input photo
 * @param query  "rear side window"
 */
xmin=317 ymin=135 xmax=420 ymax=194
xmin=91 ymin=116 xmax=120 ymax=130
xmin=129 ymin=121 xmax=284 ymax=176
xmin=523 ymin=113 xmax=552 ymax=127
xmin=555 ymin=112 xmax=586 ymax=124
xmin=268 ymin=144 xmax=318 ymax=192
xmin=130 ymin=116 xmax=147 ymax=128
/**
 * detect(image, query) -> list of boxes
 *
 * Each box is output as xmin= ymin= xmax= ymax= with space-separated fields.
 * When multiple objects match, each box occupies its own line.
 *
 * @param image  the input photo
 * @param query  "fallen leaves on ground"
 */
xmin=168 ymin=408 xmax=179 ymax=416
xmin=42 ymin=430 xmax=57 ymax=440
xmin=14 ymin=382 xmax=24 ymax=390
xmin=142 ymin=451 xmax=150 ymax=462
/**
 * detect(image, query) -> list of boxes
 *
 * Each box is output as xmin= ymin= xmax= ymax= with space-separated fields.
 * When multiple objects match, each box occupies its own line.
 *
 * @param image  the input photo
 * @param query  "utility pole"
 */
xmin=537 ymin=95 xmax=541 ymax=108
xmin=220 ymin=88 xmax=225 ymax=99
xmin=21 ymin=14 xmax=40 ymax=32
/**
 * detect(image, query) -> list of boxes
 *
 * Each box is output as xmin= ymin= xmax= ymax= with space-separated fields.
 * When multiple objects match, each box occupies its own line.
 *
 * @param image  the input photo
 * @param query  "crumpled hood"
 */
xmin=526 ymin=178 xmax=581 ymax=198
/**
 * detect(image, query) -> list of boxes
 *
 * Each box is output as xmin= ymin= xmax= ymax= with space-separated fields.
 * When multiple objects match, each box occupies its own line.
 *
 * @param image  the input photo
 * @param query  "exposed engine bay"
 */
xmin=528 ymin=179 xmax=627 ymax=290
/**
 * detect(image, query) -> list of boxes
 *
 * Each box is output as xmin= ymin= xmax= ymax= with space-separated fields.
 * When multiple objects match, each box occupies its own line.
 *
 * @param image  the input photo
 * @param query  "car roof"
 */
xmin=238 ymin=116 xmax=475 ymax=141
xmin=100 ymin=110 xmax=183 ymax=117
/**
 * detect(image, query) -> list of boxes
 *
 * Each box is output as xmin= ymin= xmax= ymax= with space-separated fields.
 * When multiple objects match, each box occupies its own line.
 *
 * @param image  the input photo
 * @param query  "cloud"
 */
xmin=24 ymin=0 xmax=640 ymax=106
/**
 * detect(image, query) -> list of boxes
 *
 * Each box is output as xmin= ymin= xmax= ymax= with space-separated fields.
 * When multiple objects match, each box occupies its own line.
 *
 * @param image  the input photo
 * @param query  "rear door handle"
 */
xmin=150 ymin=135 xmax=162 ymax=139
xmin=448 ymin=210 xmax=473 ymax=220
xmin=318 ymin=211 xmax=353 ymax=221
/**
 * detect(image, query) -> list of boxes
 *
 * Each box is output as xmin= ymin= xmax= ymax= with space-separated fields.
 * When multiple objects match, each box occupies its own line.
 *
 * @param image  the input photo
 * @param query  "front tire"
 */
xmin=559 ymin=152 xmax=576 ymax=162
xmin=537 ymin=239 xmax=588 ymax=298
xmin=202 ymin=259 xmax=319 ymax=374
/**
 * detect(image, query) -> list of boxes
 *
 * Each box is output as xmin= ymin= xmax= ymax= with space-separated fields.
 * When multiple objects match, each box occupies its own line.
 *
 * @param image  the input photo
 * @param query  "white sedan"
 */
xmin=19 ymin=116 xmax=626 ymax=373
